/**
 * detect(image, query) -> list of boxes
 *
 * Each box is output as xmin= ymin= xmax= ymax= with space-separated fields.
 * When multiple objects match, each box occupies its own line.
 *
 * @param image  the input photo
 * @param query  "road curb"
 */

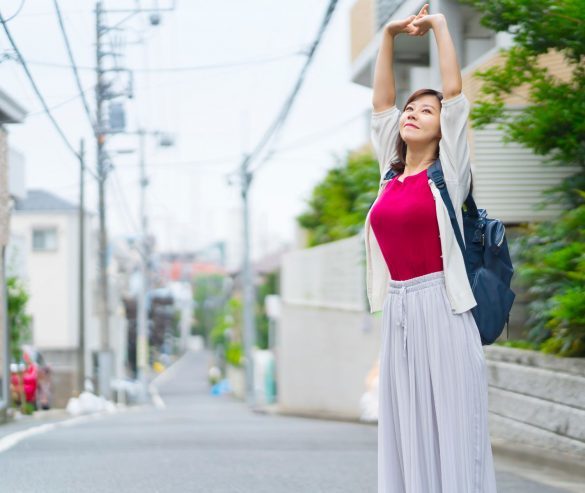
xmin=0 ymin=403 xmax=141 ymax=454
xmin=252 ymin=404 xmax=376 ymax=426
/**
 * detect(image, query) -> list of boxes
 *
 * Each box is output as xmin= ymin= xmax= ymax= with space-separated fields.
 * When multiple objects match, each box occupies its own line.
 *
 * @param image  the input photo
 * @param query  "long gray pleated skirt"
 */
xmin=378 ymin=271 xmax=498 ymax=493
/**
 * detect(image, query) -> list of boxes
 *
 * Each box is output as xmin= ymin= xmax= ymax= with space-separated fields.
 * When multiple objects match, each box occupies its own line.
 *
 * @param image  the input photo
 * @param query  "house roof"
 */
xmin=0 ymin=86 xmax=26 ymax=123
xmin=14 ymin=189 xmax=78 ymax=212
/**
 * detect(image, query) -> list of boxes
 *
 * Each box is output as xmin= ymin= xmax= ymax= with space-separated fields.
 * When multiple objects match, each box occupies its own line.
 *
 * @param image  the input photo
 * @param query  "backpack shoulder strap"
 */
xmin=427 ymin=159 xmax=467 ymax=254
xmin=383 ymin=166 xmax=398 ymax=181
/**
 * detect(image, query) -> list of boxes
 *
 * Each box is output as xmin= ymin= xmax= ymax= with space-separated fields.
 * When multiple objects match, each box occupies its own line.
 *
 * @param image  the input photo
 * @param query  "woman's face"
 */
xmin=399 ymin=95 xmax=442 ymax=145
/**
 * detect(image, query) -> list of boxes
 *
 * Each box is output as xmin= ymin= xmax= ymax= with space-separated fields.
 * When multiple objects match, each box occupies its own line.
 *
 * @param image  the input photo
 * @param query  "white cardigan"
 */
xmin=364 ymin=92 xmax=477 ymax=314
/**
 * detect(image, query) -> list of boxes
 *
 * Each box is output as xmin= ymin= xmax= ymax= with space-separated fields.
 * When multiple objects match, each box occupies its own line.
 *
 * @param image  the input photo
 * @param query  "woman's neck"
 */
xmin=403 ymin=144 xmax=437 ymax=174
xmin=403 ymin=157 xmax=436 ymax=175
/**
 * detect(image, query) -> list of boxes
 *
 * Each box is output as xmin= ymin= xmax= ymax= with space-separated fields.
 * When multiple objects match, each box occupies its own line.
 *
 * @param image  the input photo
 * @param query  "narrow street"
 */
xmin=0 ymin=349 xmax=581 ymax=492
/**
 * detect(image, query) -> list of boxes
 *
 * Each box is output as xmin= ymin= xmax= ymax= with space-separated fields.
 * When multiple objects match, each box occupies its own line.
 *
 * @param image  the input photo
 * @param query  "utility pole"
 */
xmin=240 ymin=153 xmax=256 ymax=407
xmin=229 ymin=0 xmax=338 ymax=406
xmin=0 ymin=129 xmax=9 ymax=419
xmin=95 ymin=1 xmax=113 ymax=400
xmin=78 ymin=139 xmax=86 ymax=394
xmin=93 ymin=0 xmax=175 ymax=400
xmin=125 ymin=129 xmax=172 ymax=395
xmin=136 ymin=129 xmax=149 ymax=399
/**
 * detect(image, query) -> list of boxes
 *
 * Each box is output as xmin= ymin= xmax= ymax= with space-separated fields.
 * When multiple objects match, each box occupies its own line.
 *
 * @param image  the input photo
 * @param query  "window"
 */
xmin=32 ymin=228 xmax=58 ymax=252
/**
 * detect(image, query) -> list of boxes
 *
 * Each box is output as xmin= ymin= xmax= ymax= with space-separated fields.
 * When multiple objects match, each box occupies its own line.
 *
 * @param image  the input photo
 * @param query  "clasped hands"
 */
xmin=385 ymin=4 xmax=444 ymax=37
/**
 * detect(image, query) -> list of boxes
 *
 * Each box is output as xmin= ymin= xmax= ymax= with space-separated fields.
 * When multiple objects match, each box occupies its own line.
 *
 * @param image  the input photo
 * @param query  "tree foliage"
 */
xmin=209 ymin=297 xmax=243 ymax=367
xmin=511 ymin=191 xmax=585 ymax=356
xmin=297 ymin=152 xmax=380 ymax=246
xmin=7 ymin=276 xmax=32 ymax=362
xmin=460 ymin=0 xmax=584 ymax=355
xmin=192 ymin=274 xmax=227 ymax=342
xmin=255 ymin=271 xmax=279 ymax=350
xmin=461 ymin=0 xmax=585 ymax=206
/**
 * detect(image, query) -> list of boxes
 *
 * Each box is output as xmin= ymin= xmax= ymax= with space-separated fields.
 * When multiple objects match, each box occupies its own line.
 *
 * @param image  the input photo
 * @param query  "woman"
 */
xmin=365 ymin=4 xmax=498 ymax=492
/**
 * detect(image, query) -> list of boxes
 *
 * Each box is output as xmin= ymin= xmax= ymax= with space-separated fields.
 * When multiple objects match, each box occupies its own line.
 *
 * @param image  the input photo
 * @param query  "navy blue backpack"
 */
xmin=383 ymin=159 xmax=515 ymax=345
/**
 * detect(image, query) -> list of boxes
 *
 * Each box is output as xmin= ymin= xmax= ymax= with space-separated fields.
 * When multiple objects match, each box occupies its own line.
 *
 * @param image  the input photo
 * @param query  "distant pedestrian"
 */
xmin=365 ymin=4 xmax=498 ymax=492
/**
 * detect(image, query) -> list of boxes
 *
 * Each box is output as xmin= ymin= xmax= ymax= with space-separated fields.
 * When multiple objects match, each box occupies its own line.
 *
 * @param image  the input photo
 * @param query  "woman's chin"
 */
xmin=401 ymin=135 xmax=427 ymax=145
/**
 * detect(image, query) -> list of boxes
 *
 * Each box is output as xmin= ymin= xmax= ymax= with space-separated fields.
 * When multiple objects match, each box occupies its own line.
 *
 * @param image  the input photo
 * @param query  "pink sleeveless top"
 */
xmin=369 ymin=168 xmax=443 ymax=281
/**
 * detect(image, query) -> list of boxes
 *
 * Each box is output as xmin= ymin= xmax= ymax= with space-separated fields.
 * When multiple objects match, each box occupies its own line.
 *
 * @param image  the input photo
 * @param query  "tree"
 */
xmin=460 ymin=0 xmax=584 ymax=206
xmin=209 ymin=297 xmax=243 ymax=369
xmin=297 ymin=152 xmax=380 ymax=246
xmin=7 ymin=276 xmax=32 ymax=363
xmin=192 ymin=274 xmax=228 ymax=343
xmin=255 ymin=271 xmax=279 ymax=350
xmin=7 ymin=276 xmax=32 ymax=412
xmin=460 ymin=0 xmax=585 ymax=355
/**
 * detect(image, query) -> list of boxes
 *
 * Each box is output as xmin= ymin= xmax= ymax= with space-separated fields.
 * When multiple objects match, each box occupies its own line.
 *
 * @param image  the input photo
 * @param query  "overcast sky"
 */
xmin=0 ymin=0 xmax=372 ymax=265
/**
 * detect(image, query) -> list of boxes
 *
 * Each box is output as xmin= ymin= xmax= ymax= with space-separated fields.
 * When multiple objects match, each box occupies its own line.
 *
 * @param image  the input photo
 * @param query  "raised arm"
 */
xmin=372 ymin=5 xmax=429 ymax=112
xmin=372 ymin=29 xmax=399 ymax=112
xmin=414 ymin=13 xmax=462 ymax=99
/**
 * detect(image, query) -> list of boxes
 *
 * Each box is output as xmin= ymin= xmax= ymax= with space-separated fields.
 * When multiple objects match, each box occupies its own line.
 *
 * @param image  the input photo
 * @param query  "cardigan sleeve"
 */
xmin=370 ymin=105 xmax=401 ymax=179
xmin=439 ymin=92 xmax=472 ymax=187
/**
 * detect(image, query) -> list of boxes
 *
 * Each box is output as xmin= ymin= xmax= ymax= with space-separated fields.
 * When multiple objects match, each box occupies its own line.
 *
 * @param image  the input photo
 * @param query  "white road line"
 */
xmin=148 ymin=350 xmax=196 ymax=409
xmin=0 ymin=412 xmax=106 ymax=454
xmin=0 ymin=350 xmax=198 ymax=454
xmin=148 ymin=383 xmax=166 ymax=410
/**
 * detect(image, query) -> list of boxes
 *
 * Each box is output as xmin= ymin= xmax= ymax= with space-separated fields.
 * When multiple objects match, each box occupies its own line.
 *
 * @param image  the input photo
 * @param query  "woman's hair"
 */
xmin=390 ymin=87 xmax=474 ymax=195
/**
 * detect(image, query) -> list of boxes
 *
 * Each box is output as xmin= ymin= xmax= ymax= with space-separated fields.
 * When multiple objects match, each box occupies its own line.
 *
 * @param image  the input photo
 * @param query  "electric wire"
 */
xmin=52 ymin=0 xmax=96 ymax=133
xmin=3 ymin=0 xmax=26 ymax=23
xmin=0 ymin=7 xmax=99 ymax=180
xmin=24 ymin=48 xmax=304 ymax=73
xmin=238 ymin=0 xmax=340 ymax=176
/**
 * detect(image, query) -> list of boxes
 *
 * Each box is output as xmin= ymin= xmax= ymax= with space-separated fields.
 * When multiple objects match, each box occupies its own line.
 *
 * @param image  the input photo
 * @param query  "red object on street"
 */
xmin=10 ymin=345 xmax=52 ymax=409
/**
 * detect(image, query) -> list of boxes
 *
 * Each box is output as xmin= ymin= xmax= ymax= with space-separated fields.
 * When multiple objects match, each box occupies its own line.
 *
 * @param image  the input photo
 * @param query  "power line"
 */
xmin=272 ymin=109 xmax=368 ymax=153
xmin=26 ymin=83 xmax=96 ymax=117
xmin=0 ymin=7 xmax=99 ymax=180
xmin=234 ymin=0 xmax=340 ymax=406
xmin=241 ymin=0 xmax=340 ymax=175
xmin=24 ymin=48 xmax=305 ymax=73
xmin=109 ymin=166 xmax=141 ymax=238
xmin=132 ymin=49 xmax=305 ymax=73
xmin=3 ymin=0 xmax=26 ymax=23
xmin=52 ymin=0 xmax=96 ymax=133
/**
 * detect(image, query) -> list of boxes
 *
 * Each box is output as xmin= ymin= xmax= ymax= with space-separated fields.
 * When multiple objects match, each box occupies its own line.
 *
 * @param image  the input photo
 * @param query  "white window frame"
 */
xmin=32 ymin=227 xmax=58 ymax=252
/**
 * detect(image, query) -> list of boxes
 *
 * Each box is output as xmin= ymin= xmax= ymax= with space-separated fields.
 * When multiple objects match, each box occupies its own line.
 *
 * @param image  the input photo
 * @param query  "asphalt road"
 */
xmin=0 ymin=349 xmax=581 ymax=492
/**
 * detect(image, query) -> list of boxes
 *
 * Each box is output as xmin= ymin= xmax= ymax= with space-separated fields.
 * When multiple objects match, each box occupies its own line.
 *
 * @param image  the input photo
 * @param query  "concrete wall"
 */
xmin=278 ymin=236 xmax=380 ymax=419
xmin=484 ymin=346 xmax=585 ymax=459
xmin=278 ymin=304 xmax=380 ymax=419
xmin=41 ymin=348 xmax=79 ymax=408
